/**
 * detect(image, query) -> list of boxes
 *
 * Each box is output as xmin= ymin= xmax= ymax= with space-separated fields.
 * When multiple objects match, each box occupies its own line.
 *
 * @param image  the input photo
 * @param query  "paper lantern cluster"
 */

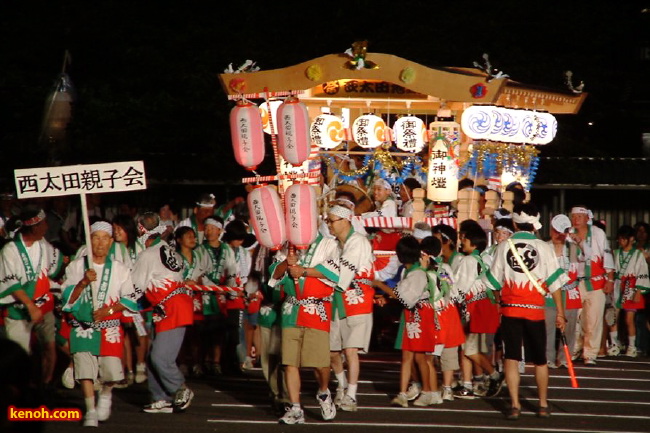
xmin=460 ymin=105 xmax=557 ymax=145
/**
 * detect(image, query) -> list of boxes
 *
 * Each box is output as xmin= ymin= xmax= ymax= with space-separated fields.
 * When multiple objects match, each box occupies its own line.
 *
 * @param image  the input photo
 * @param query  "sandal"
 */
xmin=506 ymin=407 xmax=521 ymax=420
xmin=537 ymin=406 xmax=551 ymax=418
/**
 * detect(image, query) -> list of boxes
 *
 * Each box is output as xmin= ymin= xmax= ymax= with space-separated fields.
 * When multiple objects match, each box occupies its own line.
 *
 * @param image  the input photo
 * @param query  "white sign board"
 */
xmin=14 ymin=161 xmax=146 ymax=199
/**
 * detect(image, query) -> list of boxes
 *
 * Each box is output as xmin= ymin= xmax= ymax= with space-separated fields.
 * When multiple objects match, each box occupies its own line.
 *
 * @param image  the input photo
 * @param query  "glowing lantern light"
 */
xmin=277 ymin=97 xmax=311 ymax=166
xmin=310 ymin=114 xmax=344 ymax=149
xmin=427 ymin=138 xmax=458 ymax=202
xmin=460 ymin=105 xmax=492 ymax=140
xmin=393 ymin=116 xmax=426 ymax=152
xmin=247 ymin=185 xmax=286 ymax=250
xmin=230 ymin=100 xmax=265 ymax=171
xmin=353 ymin=114 xmax=386 ymax=148
xmin=285 ymin=183 xmax=318 ymax=249
xmin=259 ymin=99 xmax=283 ymax=134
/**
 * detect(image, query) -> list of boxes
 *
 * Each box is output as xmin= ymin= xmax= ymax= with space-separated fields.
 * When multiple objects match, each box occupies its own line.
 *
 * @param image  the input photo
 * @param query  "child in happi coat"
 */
xmin=389 ymin=236 xmax=442 ymax=407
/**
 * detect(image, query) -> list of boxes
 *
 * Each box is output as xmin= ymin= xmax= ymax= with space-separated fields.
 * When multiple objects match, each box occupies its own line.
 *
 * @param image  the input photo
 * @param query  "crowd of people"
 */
xmin=0 ymin=179 xmax=648 ymax=427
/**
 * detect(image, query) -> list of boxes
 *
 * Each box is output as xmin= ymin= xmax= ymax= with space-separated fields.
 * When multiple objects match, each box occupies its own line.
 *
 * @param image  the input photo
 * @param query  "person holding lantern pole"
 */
xmin=484 ymin=203 xmax=568 ymax=420
xmin=268 ymin=232 xmax=339 ymax=424
xmin=319 ymin=205 xmax=375 ymax=412
xmin=60 ymin=221 xmax=139 ymax=427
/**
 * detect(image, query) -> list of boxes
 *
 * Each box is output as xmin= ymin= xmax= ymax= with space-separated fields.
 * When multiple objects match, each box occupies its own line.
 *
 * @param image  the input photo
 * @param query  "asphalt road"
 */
xmin=37 ymin=352 xmax=650 ymax=433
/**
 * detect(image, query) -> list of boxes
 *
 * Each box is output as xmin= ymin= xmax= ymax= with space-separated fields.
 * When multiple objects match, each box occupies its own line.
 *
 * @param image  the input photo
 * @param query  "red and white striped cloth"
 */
xmin=227 ymin=90 xmax=305 ymax=101
xmin=351 ymin=216 xmax=458 ymax=229
xmin=241 ymin=171 xmax=320 ymax=184
xmin=186 ymin=284 xmax=243 ymax=293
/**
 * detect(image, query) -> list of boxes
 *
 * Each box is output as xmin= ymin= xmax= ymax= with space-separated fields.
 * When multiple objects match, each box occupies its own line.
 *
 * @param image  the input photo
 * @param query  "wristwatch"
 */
xmin=302 ymin=269 xmax=308 ymax=278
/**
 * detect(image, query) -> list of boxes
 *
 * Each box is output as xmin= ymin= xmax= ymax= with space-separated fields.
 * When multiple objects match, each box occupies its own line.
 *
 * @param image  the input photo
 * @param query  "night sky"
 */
xmin=0 ymin=0 xmax=646 ymax=186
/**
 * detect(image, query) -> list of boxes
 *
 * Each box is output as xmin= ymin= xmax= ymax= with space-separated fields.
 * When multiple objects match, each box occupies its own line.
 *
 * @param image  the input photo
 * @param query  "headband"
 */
xmin=204 ymin=218 xmax=223 ymax=229
xmin=137 ymin=224 xmax=168 ymax=246
xmin=494 ymin=224 xmax=514 ymax=235
xmin=494 ymin=209 xmax=512 ymax=220
xmin=570 ymin=207 xmax=593 ymax=220
xmin=413 ymin=228 xmax=432 ymax=240
xmin=512 ymin=211 xmax=542 ymax=230
xmin=196 ymin=193 xmax=216 ymax=208
xmin=329 ymin=205 xmax=353 ymax=221
xmin=90 ymin=221 xmax=113 ymax=236
xmin=373 ymin=178 xmax=392 ymax=190
xmin=335 ymin=198 xmax=355 ymax=210
xmin=22 ymin=209 xmax=46 ymax=227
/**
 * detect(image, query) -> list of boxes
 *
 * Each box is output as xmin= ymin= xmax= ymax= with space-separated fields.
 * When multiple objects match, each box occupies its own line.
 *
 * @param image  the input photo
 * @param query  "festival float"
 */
xmin=219 ymin=43 xmax=587 ymax=245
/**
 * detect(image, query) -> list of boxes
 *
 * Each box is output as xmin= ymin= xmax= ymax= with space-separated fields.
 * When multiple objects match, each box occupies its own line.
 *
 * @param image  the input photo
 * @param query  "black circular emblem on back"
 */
xmin=160 ymin=245 xmax=182 ymax=272
xmin=506 ymin=243 xmax=540 ymax=273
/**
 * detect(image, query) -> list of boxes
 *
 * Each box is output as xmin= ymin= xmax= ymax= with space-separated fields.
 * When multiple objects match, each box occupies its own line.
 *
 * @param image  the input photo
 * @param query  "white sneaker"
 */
xmin=135 ymin=363 xmax=147 ymax=384
xmin=625 ymin=346 xmax=638 ymax=358
xmin=173 ymin=386 xmax=194 ymax=411
xmin=334 ymin=387 xmax=345 ymax=407
xmin=96 ymin=395 xmax=112 ymax=422
xmin=584 ymin=358 xmax=597 ymax=366
xmin=607 ymin=344 xmax=621 ymax=356
xmin=442 ymin=387 xmax=454 ymax=401
xmin=142 ymin=400 xmax=173 ymax=414
xmin=414 ymin=391 xmax=443 ymax=406
xmin=317 ymin=391 xmax=336 ymax=421
xmin=339 ymin=394 xmax=357 ymax=412
xmin=279 ymin=406 xmax=305 ymax=424
xmin=547 ymin=361 xmax=559 ymax=369
xmin=61 ymin=366 xmax=75 ymax=389
xmin=242 ymin=356 xmax=255 ymax=371
xmin=83 ymin=410 xmax=98 ymax=427
xmin=390 ymin=392 xmax=408 ymax=408
xmin=405 ymin=382 xmax=422 ymax=401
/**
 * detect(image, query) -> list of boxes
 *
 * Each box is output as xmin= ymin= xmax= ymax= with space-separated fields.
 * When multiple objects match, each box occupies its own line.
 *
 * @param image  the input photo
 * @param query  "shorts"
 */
xmin=5 ymin=311 xmax=56 ymax=354
xmin=440 ymin=346 xmax=460 ymax=371
xmin=72 ymin=352 xmax=124 ymax=382
xmin=500 ymin=315 xmax=546 ymax=366
xmin=281 ymin=326 xmax=330 ymax=368
xmin=463 ymin=332 xmax=490 ymax=357
xmin=329 ymin=313 xmax=373 ymax=353
xmin=243 ymin=310 xmax=259 ymax=327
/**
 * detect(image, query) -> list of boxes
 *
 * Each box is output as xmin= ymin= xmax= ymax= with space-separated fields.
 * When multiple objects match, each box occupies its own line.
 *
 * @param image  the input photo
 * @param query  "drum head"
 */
xmin=334 ymin=183 xmax=375 ymax=214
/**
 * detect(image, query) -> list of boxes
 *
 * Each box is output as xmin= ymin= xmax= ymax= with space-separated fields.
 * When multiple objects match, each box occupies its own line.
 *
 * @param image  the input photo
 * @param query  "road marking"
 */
xmin=206 ymin=418 xmax=645 ymax=432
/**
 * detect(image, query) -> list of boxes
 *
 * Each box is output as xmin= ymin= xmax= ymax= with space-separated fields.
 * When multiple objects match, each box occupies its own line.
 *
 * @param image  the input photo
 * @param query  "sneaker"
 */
xmin=191 ymin=364 xmax=204 ymax=378
xmin=279 ymin=406 xmax=305 ymax=425
xmin=454 ymin=387 xmax=476 ymax=400
xmin=405 ymin=382 xmax=422 ymax=401
xmin=339 ymin=394 xmax=358 ymax=412
xmin=96 ymin=394 xmax=112 ymax=422
xmin=113 ymin=378 xmax=129 ymax=389
xmin=242 ymin=356 xmax=255 ymax=371
xmin=126 ymin=371 xmax=135 ymax=385
xmin=135 ymin=363 xmax=147 ymax=384
xmin=625 ymin=346 xmax=638 ymax=358
xmin=547 ymin=361 xmax=558 ymax=369
xmin=584 ymin=358 xmax=597 ymax=366
xmin=173 ymin=386 xmax=194 ymax=411
xmin=607 ymin=344 xmax=621 ymax=356
xmin=143 ymin=400 xmax=173 ymax=414
xmin=571 ymin=351 xmax=582 ymax=362
xmin=486 ymin=373 xmax=505 ymax=397
xmin=212 ymin=363 xmax=223 ymax=376
xmin=62 ymin=366 xmax=75 ymax=389
xmin=473 ymin=378 xmax=487 ymax=397
xmin=334 ymin=387 xmax=345 ymax=407
xmin=442 ymin=387 xmax=454 ymax=401
xmin=83 ymin=410 xmax=99 ymax=427
xmin=597 ymin=352 xmax=607 ymax=359
xmin=317 ymin=391 xmax=336 ymax=421
xmin=414 ymin=391 xmax=443 ymax=406
xmin=390 ymin=392 xmax=408 ymax=408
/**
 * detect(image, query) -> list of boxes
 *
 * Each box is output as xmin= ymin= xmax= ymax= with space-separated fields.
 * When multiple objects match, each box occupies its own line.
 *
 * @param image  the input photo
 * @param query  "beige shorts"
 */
xmin=440 ymin=346 xmax=460 ymax=371
xmin=5 ymin=311 xmax=56 ymax=354
xmin=463 ymin=332 xmax=489 ymax=357
xmin=72 ymin=352 xmax=124 ymax=383
xmin=329 ymin=313 xmax=373 ymax=353
xmin=282 ymin=327 xmax=330 ymax=368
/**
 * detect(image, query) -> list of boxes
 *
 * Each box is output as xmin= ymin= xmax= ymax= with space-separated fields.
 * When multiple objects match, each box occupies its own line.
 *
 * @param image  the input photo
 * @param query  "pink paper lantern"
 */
xmin=284 ymin=183 xmax=318 ymax=249
xmin=277 ymin=97 xmax=311 ymax=166
xmin=230 ymin=100 xmax=265 ymax=171
xmin=247 ymin=185 xmax=286 ymax=250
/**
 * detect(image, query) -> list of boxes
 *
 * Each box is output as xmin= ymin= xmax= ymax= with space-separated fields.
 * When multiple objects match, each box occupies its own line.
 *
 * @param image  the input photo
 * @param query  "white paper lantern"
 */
xmin=487 ymin=106 xmax=507 ymax=142
xmin=427 ymin=138 xmax=458 ymax=202
xmin=247 ymin=185 xmax=286 ymax=250
xmin=310 ymin=114 xmax=344 ymax=149
xmin=393 ymin=116 xmax=426 ymax=152
xmin=352 ymin=114 xmax=386 ymax=148
xmin=285 ymin=183 xmax=318 ymax=249
xmin=460 ymin=105 xmax=492 ymax=140
xmin=277 ymin=97 xmax=311 ymax=166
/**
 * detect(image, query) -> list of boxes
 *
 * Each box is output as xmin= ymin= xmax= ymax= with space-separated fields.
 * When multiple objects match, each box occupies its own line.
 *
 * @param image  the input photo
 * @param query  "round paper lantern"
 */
xmin=310 ymin=114 xmax=344 ymax=149
xmin=393 ymin=116 xmax=426 ymax=152
xmin=284 ymin=183 xmax=318 ymax=249
xmin=259 ymin=100 xmax=283 ymax=134
xmin=353 ymin=114 xmax=386 ymax=148
xmin=277 ymin=97 xmax=311 ymax=166
xmin=230 ymin=100 xmax=265 ymax=171
xmin=460 ymin=105 xmax=492 ymax=140
xmin=247 ymin=185 xmax=286 ymax=250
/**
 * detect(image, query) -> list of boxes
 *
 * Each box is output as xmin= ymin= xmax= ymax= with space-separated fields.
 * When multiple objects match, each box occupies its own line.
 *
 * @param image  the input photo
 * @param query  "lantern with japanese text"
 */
xmin=310 ymin=114 xmax=344 ymax=149
xmin=230 ymin=100 xmax=265 ymax=171
xmin=277 ymin=97 xmax=311 ymax=166
xmin=427 ymin=138 xmax=458 ymax=202
xmin=247 ymin=185 xmax=286 ymax=250
xmin=393 ymin=116 xmax=426 ymax=152
xmin=353 ymin=114 xmax=386 ymax=148
xmin=259 ymin=99 xmax=283 ymax=134
xmin=284 ymin=183 xmax=318 ymax=249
